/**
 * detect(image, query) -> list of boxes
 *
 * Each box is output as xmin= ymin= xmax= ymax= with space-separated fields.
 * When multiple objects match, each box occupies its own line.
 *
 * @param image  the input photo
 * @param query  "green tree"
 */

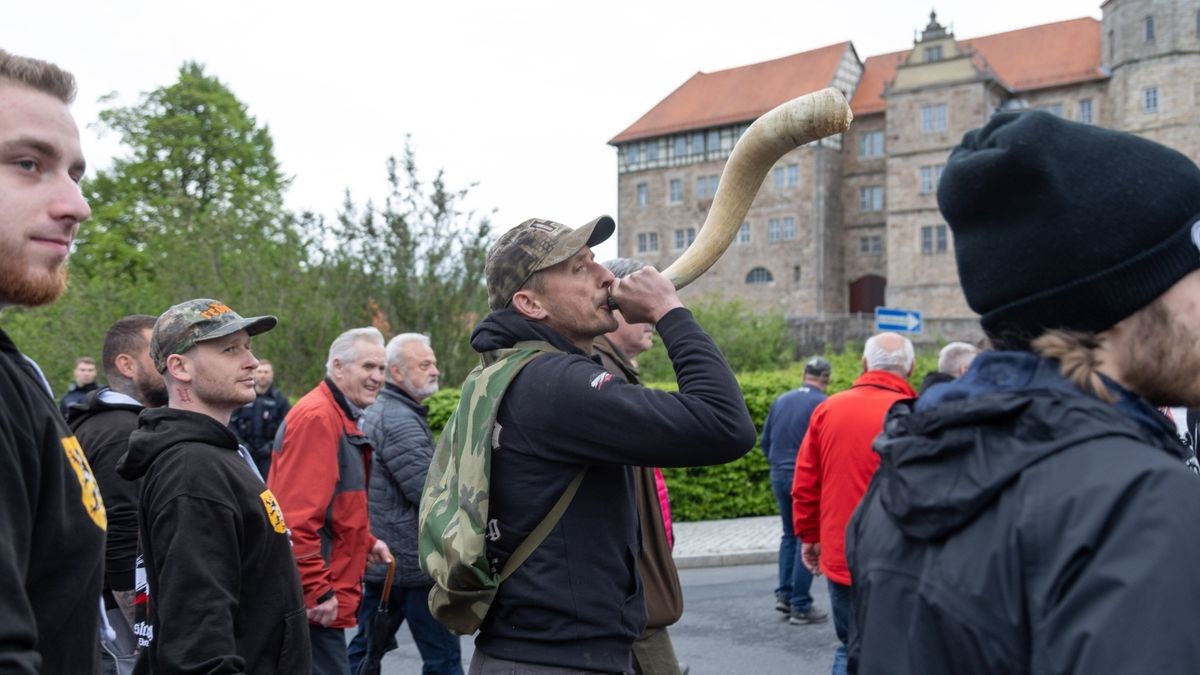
xmin=330 ymin=141 xmax=494 ymax=386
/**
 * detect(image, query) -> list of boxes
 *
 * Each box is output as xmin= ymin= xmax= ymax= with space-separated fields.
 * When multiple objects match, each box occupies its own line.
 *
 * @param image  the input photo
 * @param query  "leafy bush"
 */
xmin=637 ymin=296 xmax=793 ymax=382
xmin=427 ymin=343 xmax=941 ymax=521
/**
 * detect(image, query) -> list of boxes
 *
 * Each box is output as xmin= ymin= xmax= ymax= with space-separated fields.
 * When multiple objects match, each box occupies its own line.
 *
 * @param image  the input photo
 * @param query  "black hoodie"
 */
xmin=118 ymin=407 xmax=310 ymax=674
xmin=847 ymin=351 xmax=1200 ymax=674
xmin=68 ymin=388 xmax=144 ymax=593
xmin=0 ymin=329 xmax=104 ymax=674
xmin=470 ymin=307 xmax=755 ymax=673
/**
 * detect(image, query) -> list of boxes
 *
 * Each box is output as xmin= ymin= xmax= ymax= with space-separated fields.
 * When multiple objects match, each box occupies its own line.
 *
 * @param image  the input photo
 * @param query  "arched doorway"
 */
xmin=849 ymin=275 xmax=886 ymax=314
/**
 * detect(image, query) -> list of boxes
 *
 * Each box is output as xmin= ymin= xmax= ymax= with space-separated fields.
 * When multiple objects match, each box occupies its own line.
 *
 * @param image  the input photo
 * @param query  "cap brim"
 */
xmin=534 ymin=215 xmax=616 ymax=273
xmin=196 ymin=315 xmax=278 ymax=343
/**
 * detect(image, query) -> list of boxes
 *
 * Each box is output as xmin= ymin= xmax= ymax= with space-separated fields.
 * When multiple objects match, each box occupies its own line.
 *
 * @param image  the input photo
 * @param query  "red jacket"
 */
xmin=267 ymin=381 xmax=376 ymax=628
xmin=792 ymin=369 xmax=916 ymax=586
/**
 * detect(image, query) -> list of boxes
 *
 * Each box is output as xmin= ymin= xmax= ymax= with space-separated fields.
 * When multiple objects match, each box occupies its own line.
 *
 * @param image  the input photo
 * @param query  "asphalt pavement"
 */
xmin=373 ymin=515 xmax=837 ymax=674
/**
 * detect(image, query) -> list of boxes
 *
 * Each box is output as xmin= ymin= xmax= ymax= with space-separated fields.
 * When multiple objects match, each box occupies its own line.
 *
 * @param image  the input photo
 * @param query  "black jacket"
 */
xmin=847 ymin=351 xmax=1200 ymax=674
xmin=229 ymin=385 xmax=290 ymax=479
xmin=362 ymin=383 xmax=436 ymax=588
xmin=59 ymin=380 xmax=100 ymax=416
xmin=119 ymin=407 xmax=310 ymax=674
xmin=0 ymin=329 xmax=105 ymax=675
xmin=68 ymin=388 xmax=144 ymax=593
xmin=470 ymin=308 xmax=755 ymax=673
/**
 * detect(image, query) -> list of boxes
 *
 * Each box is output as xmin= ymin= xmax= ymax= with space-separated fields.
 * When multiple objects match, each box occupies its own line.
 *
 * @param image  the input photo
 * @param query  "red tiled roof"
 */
xmin=608 ymin=42 xmax=850 ymax=144
xmin=968 ymin=18 xmax=1104 ymax=91
xmin=851 ymin=50 xmax=908 ymax=116
xmin=616 ymin=18 xmax=1106 ymax=139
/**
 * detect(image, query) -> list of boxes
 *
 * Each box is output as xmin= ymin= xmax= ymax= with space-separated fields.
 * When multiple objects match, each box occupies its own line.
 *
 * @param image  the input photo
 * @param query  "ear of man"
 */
xmin=114 ymin=353 xmax=139 ymax=380
xmin=165 ymin=353 xmax=193 ymax=384
xmin=510 ymin=289 xmax=548 ymax=321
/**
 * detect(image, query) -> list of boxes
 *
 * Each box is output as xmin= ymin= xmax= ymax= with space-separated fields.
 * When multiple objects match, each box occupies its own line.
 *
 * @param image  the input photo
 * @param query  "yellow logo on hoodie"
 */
xmin=63 ymin=435 xmax=107 ymax=530
xmin=260 ymin=489 xmax=287 ymax=534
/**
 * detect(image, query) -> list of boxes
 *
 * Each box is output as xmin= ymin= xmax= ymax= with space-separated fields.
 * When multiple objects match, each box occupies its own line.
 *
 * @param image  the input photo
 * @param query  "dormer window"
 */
xmin=924 ymin=45 xmax=943 ymax=62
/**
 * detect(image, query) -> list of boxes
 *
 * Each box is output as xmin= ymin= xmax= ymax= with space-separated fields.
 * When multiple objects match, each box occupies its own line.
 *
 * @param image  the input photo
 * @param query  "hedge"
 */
xmin=425 ymin=343 xmax=939 ymax=522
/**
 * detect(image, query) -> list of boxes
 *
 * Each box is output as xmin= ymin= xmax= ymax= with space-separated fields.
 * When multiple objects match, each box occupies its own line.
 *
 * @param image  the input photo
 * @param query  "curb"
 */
xmin=673 ymin=549 xmax=776 ymax=570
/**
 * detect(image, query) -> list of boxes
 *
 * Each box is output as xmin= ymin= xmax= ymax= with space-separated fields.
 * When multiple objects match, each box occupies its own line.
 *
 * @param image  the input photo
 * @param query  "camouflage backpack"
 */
xmin=418 ymin=340 xmax=586 ymax=635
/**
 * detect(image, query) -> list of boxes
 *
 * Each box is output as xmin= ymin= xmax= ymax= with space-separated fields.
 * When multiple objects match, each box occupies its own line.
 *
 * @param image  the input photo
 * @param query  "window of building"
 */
xmin=859 ymin=235 xmax=883 ymax=255
xmin=1078 ymin=99 xmax=1093 ymax=124
xmin=697 ymin=175 xmax=719 ymax=199
xmin=627 ymin=144 xmax=640 ymax=165
xmin=691 ymin=132 xmax=704 ymax=155
xmin=746 ymin=267 xmax=774 ymax=285
xmin=674 ymin=227 xmax=696 ymax=250
xmin=924 ymin=45 xmax=943 ymax=62
xmin=647 ymin=232 xmax=658 ymax=252
xmin=646 ymin=141 xmax=659 ymax=161
xmin=919 ymin=165 xmax=945 ymax=195
xmin=674 ymin=136 xmax=686 ymax=158
xmin=921 ymin=104 xmax=948 ymax=133
xmin=768 ymin=217 xmax=796 ymax=242
xmin=773 ymin=164 xmax=799 ymax=189
xmin=636 ymin=183 xmax=648 ymax=207
xmin=793 ymin=265 xmax=801 ymax=283
xmin=669 ymin=178 xmax=683 ymax=203
xmin=636 ymin=232 xmax=648 ymax=253
xmin=1144 ymin=87 xmax=1159 ymax=113
xmin=859 ymin=185 xmax=884 ymax=212
xmin=707 ymin=130 xmax=720 ymax=153
xmin=921 ymin=225 xmax=948 ymax=254
xmin=1109 ymin=29 xmax=1116 ymax=64
xmin=1145 ymin=15 xmax=1155 ymax=42
xmin=859 ymin=130 xmax=884 ymax=158
xmin=737 ymin=221 xmax=751 ymax=245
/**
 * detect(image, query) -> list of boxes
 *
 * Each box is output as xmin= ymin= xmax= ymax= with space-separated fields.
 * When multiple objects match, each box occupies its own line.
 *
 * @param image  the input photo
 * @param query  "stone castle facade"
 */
xmin=609 ymin=0 xmax=1200 ymax=329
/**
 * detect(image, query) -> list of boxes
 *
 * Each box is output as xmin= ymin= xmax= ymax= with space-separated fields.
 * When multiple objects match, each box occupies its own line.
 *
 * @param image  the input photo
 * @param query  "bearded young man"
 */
xmin=68 ymin=314 xmax=167 ymax=671
xmin=0 ymin=49 xmax=106 ymax=673
xmin=117 ymin=299 xmax=310 ymax=673
xmin=847 ymin=111 xmax=1200 ymax=674
xmin=465 ymin=217 xmax=756 ymax=674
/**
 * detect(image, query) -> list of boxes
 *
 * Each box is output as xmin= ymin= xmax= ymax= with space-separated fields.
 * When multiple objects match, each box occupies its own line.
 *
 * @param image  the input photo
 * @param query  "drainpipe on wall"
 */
xmin=814 ymin=144 xmax=826 ymax=317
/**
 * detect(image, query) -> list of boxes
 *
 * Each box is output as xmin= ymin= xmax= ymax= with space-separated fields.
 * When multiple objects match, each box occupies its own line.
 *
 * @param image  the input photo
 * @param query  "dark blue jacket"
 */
xmin=229 ymin=386 xmax=290 ymax=479
xmin=760 ymin=385 xmax=826 ymax=477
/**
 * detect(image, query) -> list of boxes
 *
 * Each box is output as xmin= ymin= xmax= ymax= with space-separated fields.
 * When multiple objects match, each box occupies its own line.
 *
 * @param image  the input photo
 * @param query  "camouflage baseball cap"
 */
xmin=485 ymin=216 xmax=615 ymax=310
xmin=151 ymin=298 xmax=277 ymax=372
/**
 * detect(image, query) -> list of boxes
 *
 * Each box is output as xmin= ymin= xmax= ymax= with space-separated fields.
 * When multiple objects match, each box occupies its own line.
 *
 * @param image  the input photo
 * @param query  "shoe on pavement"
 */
xmin=788 ymin=606 xmax=829 ymax=625
xmin=774 ymin=598 xmax=790 ymax=614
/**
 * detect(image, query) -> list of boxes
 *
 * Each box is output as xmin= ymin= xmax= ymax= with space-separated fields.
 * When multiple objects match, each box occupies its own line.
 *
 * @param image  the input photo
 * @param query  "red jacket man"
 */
xmin=792 ymin=332 xmax=916 ymax=675
xmin=268 ymin=327 xmax=391 ymax=675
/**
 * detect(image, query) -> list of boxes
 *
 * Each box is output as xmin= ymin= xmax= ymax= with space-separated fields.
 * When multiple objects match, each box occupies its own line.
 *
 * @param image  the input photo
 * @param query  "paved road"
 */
xmin=374 ymin=563 xmax=839 ymax=674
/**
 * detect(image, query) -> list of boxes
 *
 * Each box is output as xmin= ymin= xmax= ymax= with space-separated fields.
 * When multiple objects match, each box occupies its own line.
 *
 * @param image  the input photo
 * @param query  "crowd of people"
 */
xmin=6 ymin=44 xmax=1200 ymax=675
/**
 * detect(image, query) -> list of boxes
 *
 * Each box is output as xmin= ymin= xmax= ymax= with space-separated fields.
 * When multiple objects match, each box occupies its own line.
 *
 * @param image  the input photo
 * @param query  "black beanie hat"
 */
xmin=938 ymin=110 xmax=1200 ymax=346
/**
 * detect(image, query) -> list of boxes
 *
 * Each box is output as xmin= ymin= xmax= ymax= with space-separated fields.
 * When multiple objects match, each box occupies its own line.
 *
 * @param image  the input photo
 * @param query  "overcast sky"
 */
xmin=5 ymin=0 xmax=1102 ymax=260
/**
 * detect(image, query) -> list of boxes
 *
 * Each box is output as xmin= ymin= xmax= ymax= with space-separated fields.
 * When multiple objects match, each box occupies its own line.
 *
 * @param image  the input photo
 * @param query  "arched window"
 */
xmin=746 ymin=267 xmax=774 ymax=285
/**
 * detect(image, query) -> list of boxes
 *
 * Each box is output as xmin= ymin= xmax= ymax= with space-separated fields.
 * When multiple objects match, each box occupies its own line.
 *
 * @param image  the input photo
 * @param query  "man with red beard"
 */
xmin=848 ymin=111 xmax=1200 ymax=674
xmin=0 ymin=49 xmax=106 ymax=673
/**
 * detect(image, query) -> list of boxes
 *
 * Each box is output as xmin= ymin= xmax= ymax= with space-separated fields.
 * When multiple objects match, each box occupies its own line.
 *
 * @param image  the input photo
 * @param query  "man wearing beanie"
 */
xmin=846 ymin=110 xmax=1200 ymax=674
xmin=117 ymin=299 xmax=310 ymax=673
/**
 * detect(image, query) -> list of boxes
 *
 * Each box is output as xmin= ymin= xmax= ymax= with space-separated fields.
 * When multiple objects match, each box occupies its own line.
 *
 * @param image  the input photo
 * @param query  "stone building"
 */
xmin=609 ymin=1 xmax=1200 ymax=335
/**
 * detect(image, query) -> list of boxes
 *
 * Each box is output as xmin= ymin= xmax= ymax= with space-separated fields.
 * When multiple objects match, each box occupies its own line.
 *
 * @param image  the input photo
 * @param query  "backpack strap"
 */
xmin=498 ymin=467 xmax=587 ymax=582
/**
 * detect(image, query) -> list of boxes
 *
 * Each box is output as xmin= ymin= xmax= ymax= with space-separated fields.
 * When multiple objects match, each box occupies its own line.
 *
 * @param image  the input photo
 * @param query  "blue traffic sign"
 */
xmin=875 ymin=307 xmax=923 ymax=333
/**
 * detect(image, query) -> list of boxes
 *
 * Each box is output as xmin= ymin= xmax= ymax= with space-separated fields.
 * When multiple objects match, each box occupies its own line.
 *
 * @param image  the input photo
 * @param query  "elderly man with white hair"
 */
xmin=919 ymin=341 xmax=980 ymax=395
xmin=347 ymin=333 xmax=463 ymax=674
xmin=268 ymin=327 xmax=393 ymax=675
xmin=791 ymin=332 xmax=916 ymax=675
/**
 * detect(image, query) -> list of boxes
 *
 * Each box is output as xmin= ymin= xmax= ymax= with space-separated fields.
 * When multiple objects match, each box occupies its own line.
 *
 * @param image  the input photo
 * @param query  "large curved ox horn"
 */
xmin=661 ymin=87 xmax=853 ymax=290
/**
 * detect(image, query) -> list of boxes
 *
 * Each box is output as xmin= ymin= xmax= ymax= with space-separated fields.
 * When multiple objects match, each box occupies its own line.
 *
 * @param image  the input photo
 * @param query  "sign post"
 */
xmin=875 ymin=307 xmax=923 ymax=333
